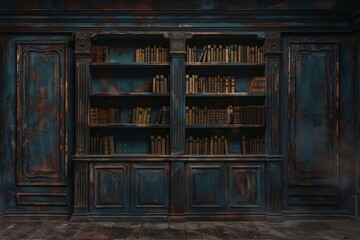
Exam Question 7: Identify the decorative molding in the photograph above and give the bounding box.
[170,63,186,154]
[16,42,67,185]
[165,32,192,53]
[173,170,184,211]
[74,163,87,209]
[265,59,280,155]
[94,165,128,208]
[74,32,91,53]
[74,33,91,155]
[16,193,67,206]
[288,42,339,187]
[0,10,352,33]
[267,171,281,213]
[264,32,281,54]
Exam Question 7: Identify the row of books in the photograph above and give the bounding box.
[249,76,266,93]
[152,75,169,93]
[132,106,170,124]
[186,106,232,125]
[233,106,266,125]
[150,135,170,154]
[186,44,264,63]
[186,135,228,155]
[241,136,265,154]
[135,46,169,63]
[90,135,116,155]
[90,44,263,64]
[91,45,109,63]
[132,107,152,124]
[185,74,236,94]
[89,107,121,125]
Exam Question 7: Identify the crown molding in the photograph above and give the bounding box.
[0,9,353,33]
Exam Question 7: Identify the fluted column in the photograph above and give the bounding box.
[264,32,281,155]
[166,32,192,154]
[264,32,283,221]
[74,32,91,155]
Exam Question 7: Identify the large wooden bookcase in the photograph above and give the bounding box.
[72,31,282,221]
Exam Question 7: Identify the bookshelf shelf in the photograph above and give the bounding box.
[89,92,170,97]
[185,124,264,128]
[186,93,265,97]
[90,124,170,128]
[185,62,265,67]
[90,62,170,68]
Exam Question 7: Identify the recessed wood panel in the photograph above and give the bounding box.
[16,42,67,185]
[288,42,339,186]
[228,165,262,209]
[132,164,169,212]
[187,164,224,210]
[16,193,67,206]
[94,165,129,209]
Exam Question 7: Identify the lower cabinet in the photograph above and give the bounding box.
[186,163,265,215]
[89,162,169,214]
[72,156,281,221]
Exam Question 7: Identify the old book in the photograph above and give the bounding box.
[155,107,162,124]
[161,136,166,154]
[241,136,247,155]
[165,135,170,154]
[102,136,109,155]
[150,135,155,154]
[89,107,98,125]
[157,135,162,154]
[108,136,115,155]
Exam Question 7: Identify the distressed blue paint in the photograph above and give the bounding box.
[0,0,358,220]
[289,42,339,187]
[1,35,72,213]
[17,42,67,185]
[228,165,264,211]
[91,164,130,212]
[188,164,225,211]
[132,163,169,212]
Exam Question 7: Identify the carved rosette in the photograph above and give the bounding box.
[264,32,281,54]
[165,32,192,54]
[74,33,91,53]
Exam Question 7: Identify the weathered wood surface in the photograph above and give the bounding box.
[0,219,360,239]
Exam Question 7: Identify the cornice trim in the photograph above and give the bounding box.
[0,9,353,33]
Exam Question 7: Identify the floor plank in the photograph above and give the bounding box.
[213,223,233,239]
[199,223,218,239]
[169,222,186,239]
[185,222,202,239]
[0,218,360,239]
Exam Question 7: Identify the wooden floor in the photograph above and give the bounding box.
[0,218,360,239]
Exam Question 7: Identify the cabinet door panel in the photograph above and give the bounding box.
[187,164,225,211]
[92,164,129,211]
[228,165,264,211]
[131,163,169,212]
